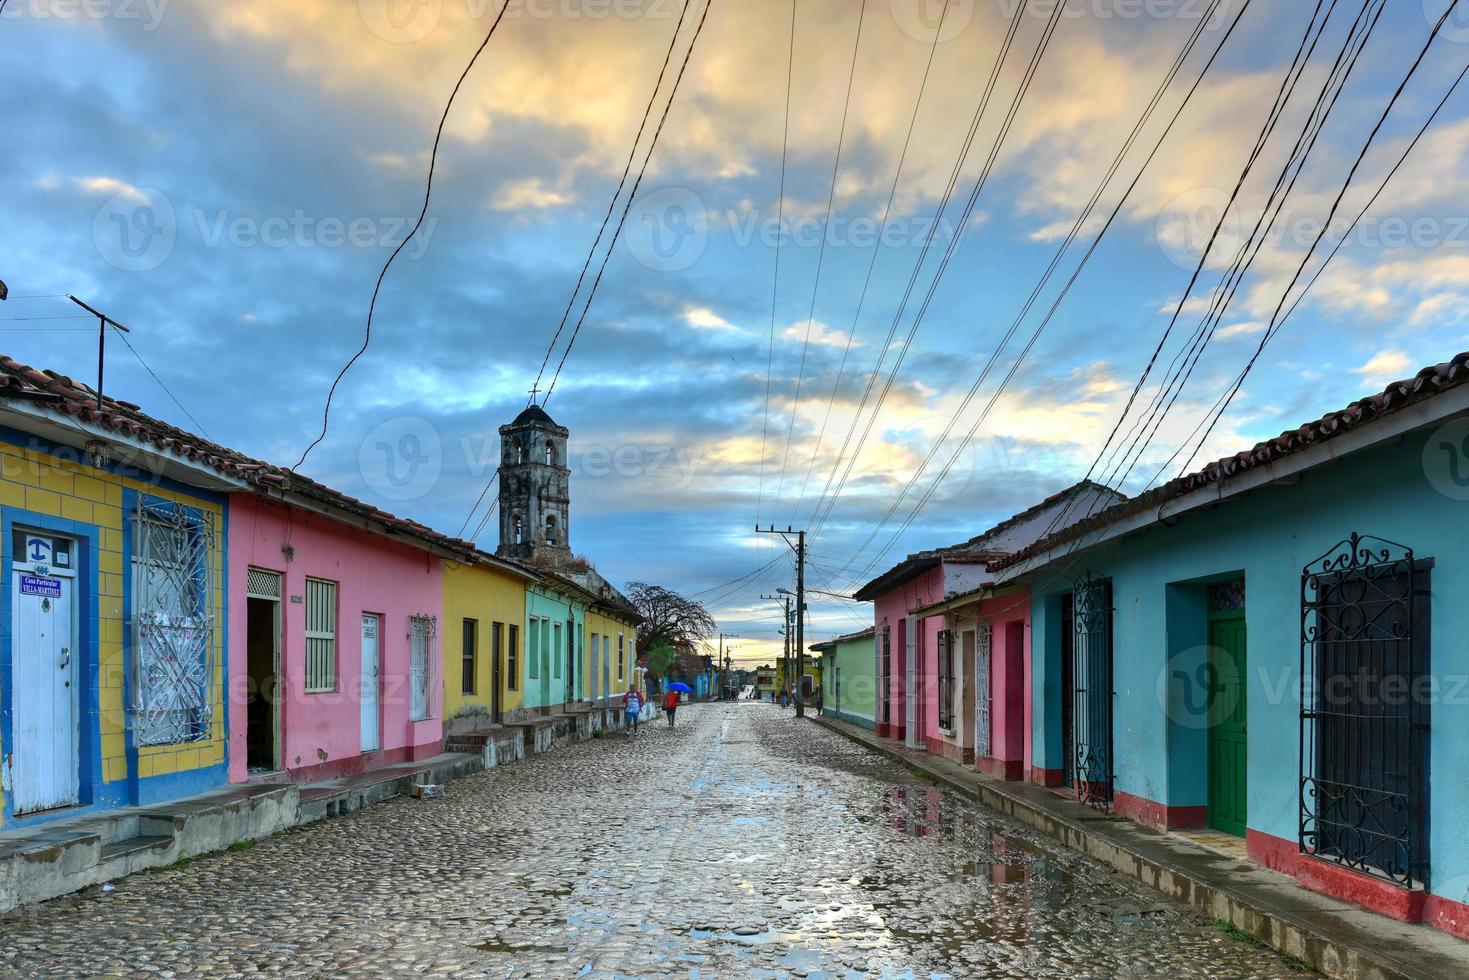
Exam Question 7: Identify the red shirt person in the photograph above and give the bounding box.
[663,689,681,727]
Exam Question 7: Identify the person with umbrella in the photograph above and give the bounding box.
[663,681,690,727]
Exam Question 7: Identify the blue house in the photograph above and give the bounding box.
[995,351,1469,937]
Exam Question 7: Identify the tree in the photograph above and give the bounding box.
[645,641,678,681]
[626,581,716,658]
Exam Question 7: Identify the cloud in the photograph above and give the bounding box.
[73,176,147,201]
[682,305,738,331]
[1215,321,1265,340]
[781,320,858,349]
[490,178,574,211]
[1353,350,1413,388]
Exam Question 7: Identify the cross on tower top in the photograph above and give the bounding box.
[527,383,541,406]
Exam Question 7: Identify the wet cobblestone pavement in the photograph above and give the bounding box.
[0,703,1311,978]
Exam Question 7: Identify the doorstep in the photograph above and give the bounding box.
[0,784,295,915]
[297,752,482,823]
[811,715,1469,980]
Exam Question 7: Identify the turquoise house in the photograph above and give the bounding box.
[521,575,585,715]
[996,351,1469,939]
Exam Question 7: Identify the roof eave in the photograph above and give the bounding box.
[995,381,1469,584]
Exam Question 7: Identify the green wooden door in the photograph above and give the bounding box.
[1207,614,1248,837]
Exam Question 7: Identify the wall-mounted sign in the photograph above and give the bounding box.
[291,595,304,604]
[20,575,62,598]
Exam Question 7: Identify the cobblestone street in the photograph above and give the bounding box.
[0,704,1309,978]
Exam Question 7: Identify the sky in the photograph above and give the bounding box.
[5,0,1469,666]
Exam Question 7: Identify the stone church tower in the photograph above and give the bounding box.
[497,404,571,565]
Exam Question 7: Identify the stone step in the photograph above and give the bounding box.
[98,835,172,863]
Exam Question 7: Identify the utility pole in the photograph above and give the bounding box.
[756,525,807,717]
[717,632,739,701]
[761,592,790,701]
[68,295,130,411]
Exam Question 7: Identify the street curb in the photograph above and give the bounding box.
[809,715,1469,980]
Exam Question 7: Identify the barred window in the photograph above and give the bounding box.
[553,622,563,679]
[528,617,541,679]
[507,624,520,690]
[618,633,625,681]
[130,499,216,745]
[410,614,436,721]
[304,578,338,693]
[937,629,955,731]
[461,618,477,695]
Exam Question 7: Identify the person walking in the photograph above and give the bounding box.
[623,684,643,737]
[663,688,680,727]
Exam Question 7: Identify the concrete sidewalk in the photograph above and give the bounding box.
[812,714,1469,980]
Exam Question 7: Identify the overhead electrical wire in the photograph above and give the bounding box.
[294,0,513,473]
[459,0,697,541]
[789,0,950,525]
[1167,0,1465,481]
[527,0,696,401]
[771,0,870,520]
[963,0,1466,619]
[755,0,799,540]
[828,0,1255,589]
[1013,0,1347,550]
[541,0,716,403]
[1098,0,1382,498]
[803,0,1040,541]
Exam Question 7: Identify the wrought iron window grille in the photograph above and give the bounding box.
[1300,532,1431,889]
[1073,572,1114,812]
[129,497,216,746]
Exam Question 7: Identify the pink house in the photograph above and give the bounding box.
[228,492,474,784]
[853,482,1124,773]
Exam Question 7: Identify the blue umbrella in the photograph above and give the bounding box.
[666,681,693,693]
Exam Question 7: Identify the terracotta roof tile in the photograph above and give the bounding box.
[0,354,477,559]
[993,351,1469,571]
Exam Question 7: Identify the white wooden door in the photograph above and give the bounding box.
[12,549,78,813]
[360,614,380,752]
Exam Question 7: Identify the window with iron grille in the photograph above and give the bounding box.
[618,633,625,680]
[303,578,338,693]
[937,629,955,731]
[508,623,519,690]
[1301,533,1431,888]
[553,622,563,679]
[410,614,436,721]
[461,618,478,695]
[129,498,216,745]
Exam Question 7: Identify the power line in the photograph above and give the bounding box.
[1100,0,1381,497]
[293,0,512,473]
[1012,0,1347,555]
[790,0,950,525]
[111,326,213,440]
[1168,0,1465,481]
[771,0,869,520]
[1040,0,1336,531]
[541,0,715,403]
[967,0,1467,622]
[805,0,1037,540]
[810,0,1071,569]
[755,0,798,539]
[459,1,697,541]
[826,0,1249,589]
[527,0,696,401]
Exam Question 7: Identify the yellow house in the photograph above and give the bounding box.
[442,553,537,723]
[0,358,233,831]
[584,602,640,704]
